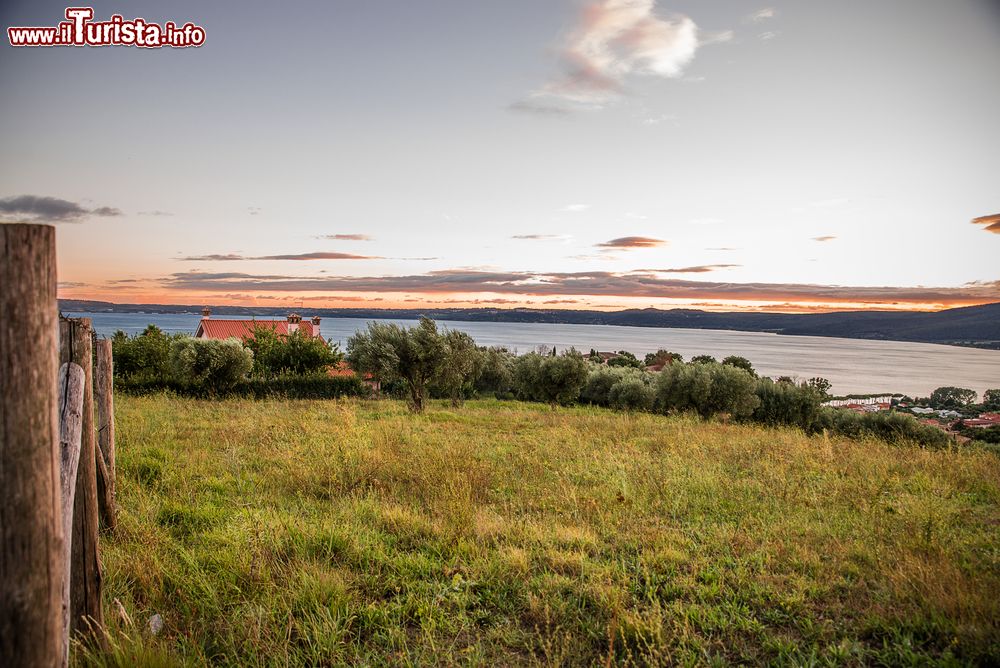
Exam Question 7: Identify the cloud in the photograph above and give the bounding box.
[706,246,739,251]
[759,31,778,40]
[561,204,590,212]
[972,213,1000,234]
[319,234,372,241]
[544,299,581,304]
[526,0,705,108]
[138,210,174,217]
[177,252,380,261]
[688,217,724,225]
[508,99,573,116]
[159,269,1000,307]
[749,8,776,22]
[597,236,666,248]
[247,207,261,216]
[812,236,837,242]
[512,234,572,241]
[0,195,122,222]
[635,264,741,273]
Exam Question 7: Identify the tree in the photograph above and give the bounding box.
[346,317,449,413]
[654,362,759,419]
[690,354,717,364]
[929,386,978,409]
[514,349,589,408]
[111,324,177,382]
[608,376,655,412]
[752,378,823,430]
[806,377,832,400]
[433,330,482,407]
[581,365,636,406]
[243,325,342,378]
[644,350,683,366]
[721,355,756,377]
[474,347,515,398]
[607,350,642,369]
[983,389,1000,410]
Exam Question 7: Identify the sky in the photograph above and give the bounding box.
[1,0,999,312]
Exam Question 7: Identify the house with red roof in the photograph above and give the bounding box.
[194,307,323,340]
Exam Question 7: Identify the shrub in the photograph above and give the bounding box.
[655,362,759,419]
[812,408,951,448]
[608,376,655,412]
[115,373,367,400]
[168,337,254,391]
[690,355,717,364]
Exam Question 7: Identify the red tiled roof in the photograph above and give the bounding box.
[328,360,376,382]
[195,319,314,340]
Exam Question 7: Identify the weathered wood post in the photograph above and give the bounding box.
[59,316,105,641]
[0,223,64,667]
[94,339,116,532]
[58,362,85,667]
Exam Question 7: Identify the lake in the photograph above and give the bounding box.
[65,311,1000,398]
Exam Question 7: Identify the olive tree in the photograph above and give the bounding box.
[513,349,589,408]
[346,317,448,413]
[433,329,483,407]
[655,361,759,419]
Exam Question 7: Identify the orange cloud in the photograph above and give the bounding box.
[597,236,666,248]
[972,213,1000,234]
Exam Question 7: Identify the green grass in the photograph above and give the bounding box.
[84,395,1000,666]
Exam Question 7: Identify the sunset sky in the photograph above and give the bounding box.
[1,0,998,312]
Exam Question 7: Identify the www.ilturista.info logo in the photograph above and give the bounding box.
[8,7,205,48]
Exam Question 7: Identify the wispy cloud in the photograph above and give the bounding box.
[138,210,174,217]
[0,194,122,222]
[177,252,380,261]
[319,234,373,241]
[561,204,590,212]
[516,0,715,110]
[512,234,573,241]
[749,8,776,22]
[972,213,1000,234]
[635,264,741,273]
[247,206,262,216]
[597,236,666,248]
[812,235,837,242]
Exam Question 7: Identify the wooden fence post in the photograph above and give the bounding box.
[0,223,64,667]
[94,340,116,532]
[59,316,105,642]
[58,362,85,667]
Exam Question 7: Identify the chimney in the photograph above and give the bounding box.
[201,306,211,319]
[287,313,301,335]
[311,316,321,338]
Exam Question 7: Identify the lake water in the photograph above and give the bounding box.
[65,311,1000,398]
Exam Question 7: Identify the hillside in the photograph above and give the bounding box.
[89,396,1000,665]
[59,299,1000,347]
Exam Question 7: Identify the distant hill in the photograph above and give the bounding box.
[58,299,1000,348]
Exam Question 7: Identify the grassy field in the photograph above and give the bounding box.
[85,396,1000,666]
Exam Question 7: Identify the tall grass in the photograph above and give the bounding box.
[86,395,1000,666]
